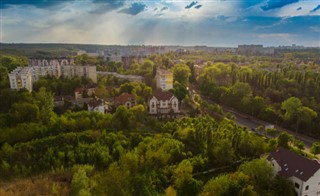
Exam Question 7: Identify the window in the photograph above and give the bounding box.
[305,186,309,190]
[295,183,300,189]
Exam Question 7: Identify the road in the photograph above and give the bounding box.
[217,102,317,148]
[189,85,318,148]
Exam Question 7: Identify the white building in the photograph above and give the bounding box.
[149,91,179,114]
[87,99,110,114]
[8,67,33,92]
[268,148,320,196]
[155,69,173,91]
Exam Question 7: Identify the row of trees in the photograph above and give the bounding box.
[197,62,320,137]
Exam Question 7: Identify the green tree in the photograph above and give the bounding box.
[71,165,95,196]
[238,158,274,191]
[35,87,55,125]
[277,132,293,149]
[172,63,191,86]
[311,142,320,156]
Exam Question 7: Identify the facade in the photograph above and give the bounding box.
[8,58,97,92]
[115,93,136,109]
[8,67,33,92]
[238,45,275,55]
[60,65,97,83]
[268,148,320,196]
[155,69,173,91]
[74,84,98,100]
[149,91,179,114]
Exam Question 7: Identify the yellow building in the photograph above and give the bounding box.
[156,69,173,91]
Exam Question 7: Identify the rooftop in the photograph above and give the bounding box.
[268,148,320,181]
[151,91,176,101]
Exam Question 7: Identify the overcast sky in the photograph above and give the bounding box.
[1,0,319,47]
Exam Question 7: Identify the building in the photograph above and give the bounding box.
[60,65,97,83]
[238,45,274,55]
[97,72,144,83]
[9,58,97,92]
[74,84,98,100]
[268,148,320,196]
[87,99,110,114]
[115,93,136,109]
[149,91,179,115]
[238,45,264,55]
[155,69,173,91]
[8,67,33,92]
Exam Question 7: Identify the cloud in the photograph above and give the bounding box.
[256,33,293,39]
[185,1,198,9]
[261,0,299,11]
[309,26,320,33]
[310,4,320,13]
[160,7,169,11]
[0,0,75,9]
[195,5,202,9]
[296,7,302,11]
[119,2,147,15]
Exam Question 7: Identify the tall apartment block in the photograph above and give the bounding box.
[8,58,97,92]
[155,69,173,91]
[8,67,33,92]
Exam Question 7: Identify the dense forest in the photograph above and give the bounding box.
[0,52,319,195]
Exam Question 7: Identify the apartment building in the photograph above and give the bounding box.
[155,69,173,91]
[9,58,97,92]
[8,67,33,92]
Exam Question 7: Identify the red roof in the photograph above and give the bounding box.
[115,93,135,105]
[268,148,320,181]
[88,99,103,109]
[74,87,85,93]
[151,91,176,101]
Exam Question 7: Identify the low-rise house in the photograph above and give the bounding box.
[268,148,320,196]
[74,84,98,100]
[53,95,73,107]
[115,93,136,109]
[149,91,179,115]
[87,99,110,114]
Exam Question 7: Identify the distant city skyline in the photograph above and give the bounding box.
[1,0,320,47]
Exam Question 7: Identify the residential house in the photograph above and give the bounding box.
[74,84,98,100]
[87,99,110,114]
[115,93,136,109]
[268,148,320,196]
[149,91,179,115]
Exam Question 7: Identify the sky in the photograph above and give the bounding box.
[0,0,319,47]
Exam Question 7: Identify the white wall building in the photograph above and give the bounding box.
[268,148,320,196]
[155,69,173,91]
[8,67,33,92]
[87,99,109,114]
[149,91,179,114]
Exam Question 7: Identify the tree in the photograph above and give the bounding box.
[281,97,317,133]
[173,160,193,189]
[9,102,40,124]
[71,165,95,196]
[200,172,254,196]
[311,142,320,156]
[238,158,274,191]
[112,105,133,130]
[277,132,293,149]
[172,63,191,86]
[35,87,55,125]
[281,97,302,121]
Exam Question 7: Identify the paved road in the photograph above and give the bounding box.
[220,103,317,148]
[189,85,318,148]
